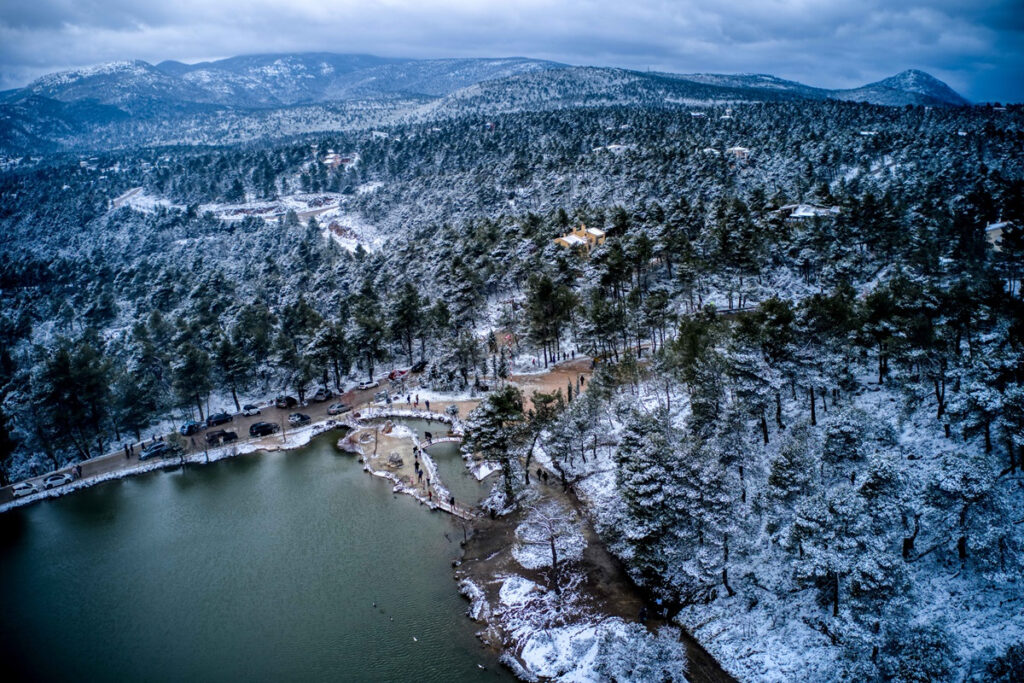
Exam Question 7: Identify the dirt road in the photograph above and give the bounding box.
[0,358,593,507]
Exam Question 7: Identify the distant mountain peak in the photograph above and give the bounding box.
[29,60,155,89]
[860,69,969,106]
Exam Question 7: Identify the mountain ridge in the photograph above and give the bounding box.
[11,54,969,110]
[0,54,974,153]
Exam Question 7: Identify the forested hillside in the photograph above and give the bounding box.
[1,92,1022,679]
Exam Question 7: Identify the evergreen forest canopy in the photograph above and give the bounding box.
[1,93,1023,680]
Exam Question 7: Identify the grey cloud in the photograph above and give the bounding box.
[0,0,1021,102]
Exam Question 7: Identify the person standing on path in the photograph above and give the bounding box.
[124,443,130,459]
[425,400,430,412]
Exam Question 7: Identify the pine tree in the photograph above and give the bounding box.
[462,385,525,508]
[615,407,678,587]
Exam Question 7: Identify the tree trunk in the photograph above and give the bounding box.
[878,342,885,384]
[550,535,560,594]
[833,572,840,617]
[958,503,969,562]
[809,386,817,426]
[230,384,241,412]
[902,514,920,560]
[760,411,769,445]
[776,392,785,430]
[723,534,735,596]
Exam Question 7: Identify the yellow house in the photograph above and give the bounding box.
[554,223,606,254]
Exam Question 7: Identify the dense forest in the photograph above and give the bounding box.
[1,96,1023,680]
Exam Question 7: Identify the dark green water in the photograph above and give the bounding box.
[0,434,508,682]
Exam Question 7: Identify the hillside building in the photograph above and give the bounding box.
[554,224,606,254]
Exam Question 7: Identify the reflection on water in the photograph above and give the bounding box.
[0,434,508,682]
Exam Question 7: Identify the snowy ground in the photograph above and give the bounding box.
[457,497,689,681]
[535,375,1024,682]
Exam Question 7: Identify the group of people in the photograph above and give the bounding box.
[405,394,430,412]
[411,451,457,511]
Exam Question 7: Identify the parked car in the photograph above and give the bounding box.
[275,395,299,409]
[358,380,380,390]
[43,472,74,489]
[327,402,351,415]
[288,413,311,427]
[311,387,333,402]
[12,481,38,498]
[410,360,428,373]
[205,429,233,445]
[249,421,280,437]
[206,412,233,427]
[179,420,202,436]
[242,404,261,416]
[139,441,174,460]
[202,430,225,446]
[373,390,388,404]
[387,369,409,381]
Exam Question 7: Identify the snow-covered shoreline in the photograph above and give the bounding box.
[0,421,341,515]
[338,408,477,519]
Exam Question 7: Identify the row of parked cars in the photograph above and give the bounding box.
[12,472,75,498]
[9,380,382,498]
[179,410,236,436]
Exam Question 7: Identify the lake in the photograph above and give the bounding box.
[0,433,508,682]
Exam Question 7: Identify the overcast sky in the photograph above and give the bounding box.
[1,0,1022,102]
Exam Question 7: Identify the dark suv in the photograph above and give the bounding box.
[179,420,202,436]
[249,421,280,437]
[288,413,311,427]
[275,395,299,409]
[140,441,177,460]
[206,429,238,445]
[206,412,233,427]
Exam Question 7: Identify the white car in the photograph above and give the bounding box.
[43,472,74,489]
[327,402,351,415]
[242,404,262,416]
[12,481,38,498]
[358,380,380,390]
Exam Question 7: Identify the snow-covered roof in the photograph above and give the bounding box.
[586,228,605,238]
[560,235,587,246]
[790,204,840,218]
